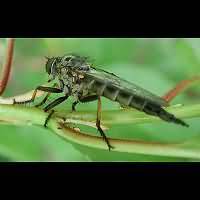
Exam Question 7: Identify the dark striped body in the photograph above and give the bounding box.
[84,77,188,127]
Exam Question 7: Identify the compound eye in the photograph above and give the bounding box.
[45,57,57,75]
[45,56,61,77]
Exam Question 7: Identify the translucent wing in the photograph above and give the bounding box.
[85,67,168,107]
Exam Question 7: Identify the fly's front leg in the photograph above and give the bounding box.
[13,85,62,105]
[35,83,59,108]
[96,96,114,151]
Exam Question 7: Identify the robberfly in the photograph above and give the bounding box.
[14,54,189,150]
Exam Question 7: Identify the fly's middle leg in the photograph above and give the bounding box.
[96,96,114,151]
[35,92,51,108]
[72,101,79,112]
[72,95,99,112]
[44,110,55,127]
[43,95,69,127]
[77,94,113,150]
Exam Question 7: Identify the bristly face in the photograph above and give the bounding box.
[45,56,62,75]
[45,54,91,79]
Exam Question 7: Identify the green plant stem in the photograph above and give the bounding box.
[1,104,200,159]
[57,104,200,126]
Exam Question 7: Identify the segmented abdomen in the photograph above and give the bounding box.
[87,78,188,127]
[89,79,148,110]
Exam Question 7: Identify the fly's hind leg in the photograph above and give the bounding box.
[73,95,113,150]
[96,96,114,151]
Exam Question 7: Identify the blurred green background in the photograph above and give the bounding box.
[0,38,200,161]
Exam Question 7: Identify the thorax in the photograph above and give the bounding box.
[57,68,90,100]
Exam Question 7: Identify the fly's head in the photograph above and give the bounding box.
[45,56,62,81]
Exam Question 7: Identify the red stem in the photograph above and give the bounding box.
[162,76,200,103]
[0,38,15,95]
